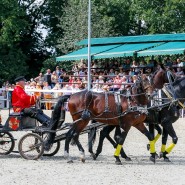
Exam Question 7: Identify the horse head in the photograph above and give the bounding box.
[149,68,169,89]
[130,75,149,106]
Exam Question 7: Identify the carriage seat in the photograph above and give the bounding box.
[3,111,36,131]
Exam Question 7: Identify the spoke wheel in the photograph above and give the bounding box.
[43,141,60,157]
[0,132,15,155]
[18,133,44,160]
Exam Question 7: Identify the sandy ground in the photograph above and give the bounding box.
[0,109,185,185]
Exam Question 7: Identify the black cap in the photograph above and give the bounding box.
[15,76,27,83]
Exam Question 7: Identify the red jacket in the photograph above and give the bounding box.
[12,85,36,112]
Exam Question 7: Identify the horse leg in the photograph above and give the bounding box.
[94,125,115,160]
[64,119,89,163]
[114,126,131,161]
[114,129,129,165]
[134,123,156,163]
[72,134,86,163]
[88,120,97,158]
[147,123,155,151]
[159,127,169,161]
[147,124,162,155]
[161,123,178,162]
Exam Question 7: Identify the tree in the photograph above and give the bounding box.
[56,0,132,55]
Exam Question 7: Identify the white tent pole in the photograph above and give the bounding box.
[87,0,91,91]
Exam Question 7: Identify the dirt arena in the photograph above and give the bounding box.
[1,110,185,185]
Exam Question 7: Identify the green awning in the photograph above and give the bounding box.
[93,42,163,59]
[137,42,185,56]
[56,42,163,61]
[77,33,185,46]
[56,45,121,61]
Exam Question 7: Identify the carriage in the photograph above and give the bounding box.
[0,105,105,160]
[0,69,184,164]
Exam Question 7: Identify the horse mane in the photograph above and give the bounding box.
[172,76,185,86]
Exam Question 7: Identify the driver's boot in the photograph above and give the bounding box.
[35,113,51,127]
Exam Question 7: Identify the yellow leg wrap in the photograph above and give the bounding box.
[161,144,166,153]
[165,143,176,154]
[114,144,122,156]
[154,134,161,143]
[150,140,155,153]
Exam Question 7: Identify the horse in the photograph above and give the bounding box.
[146,68,185,161]
[87,74,155,161]
[47,75,156,164]
[89,68,185,162]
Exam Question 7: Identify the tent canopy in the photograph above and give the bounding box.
[56,33,185,61]
[137,42,185,56]
[77,33,185,46]
[56,42,163,61]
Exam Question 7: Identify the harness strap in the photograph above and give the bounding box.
[104,92,110,112]
[162,86,185,109]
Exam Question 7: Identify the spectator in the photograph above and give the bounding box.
[51,71,58,88]
[72,63,79,76]
[44,69,52,86]
[53,82,62,98]
[34,72,44,87]
[34,83,42,100]
[55,66,61,78]
[176,67,184,77]
[43,81,52,110]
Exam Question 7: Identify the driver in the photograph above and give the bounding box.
[12,76,51,127]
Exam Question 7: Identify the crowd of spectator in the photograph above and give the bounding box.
[0,57,185,110]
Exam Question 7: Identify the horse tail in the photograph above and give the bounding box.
[88,120,97,147]
[50,95,69,130]
[88,127,97,146]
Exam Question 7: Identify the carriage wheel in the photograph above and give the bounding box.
[0,132,15,155]
[43,141,61,157]
[18,133,44,160]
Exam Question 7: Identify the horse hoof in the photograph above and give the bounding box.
[125,157,132,161]
[81,158,85,163]
[164,157,171,162]
[115,161,122,165]
[91,153,97,160]
[147,144,150,151]
[150,156,156,163]
[67,160,73,163]
[159,152,163,158]
[155,153,159,159]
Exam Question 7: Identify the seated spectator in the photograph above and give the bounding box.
[176,67,184,77]
[53,82,62,98]
[122,59,131,71]
[34,83,42,100]
[120,76,129,90]
[43,81,52,110]
[92,84,103,92]
[128,68,135,76]
[108,69,115,80]
[110,75,122,92]
[97,76,105,89]
[62,84,72,98]
[72,63,79,76]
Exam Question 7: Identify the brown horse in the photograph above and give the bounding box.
[48,76,158,165]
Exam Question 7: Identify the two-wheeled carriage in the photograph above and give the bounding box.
[0,107,105,160]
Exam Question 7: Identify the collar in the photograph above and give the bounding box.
[16,84,24,89]
[162,86,185,109]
